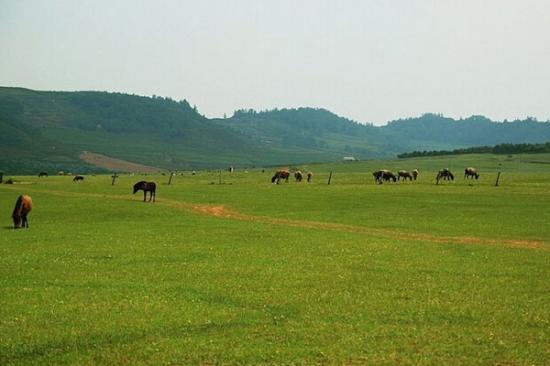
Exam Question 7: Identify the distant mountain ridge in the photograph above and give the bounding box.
[1,87,549,173]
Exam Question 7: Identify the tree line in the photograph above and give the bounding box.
[397,142,550,158]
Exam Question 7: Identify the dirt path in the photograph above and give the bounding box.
[3,186,548,251]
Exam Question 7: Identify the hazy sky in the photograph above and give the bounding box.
[1,0,549,125]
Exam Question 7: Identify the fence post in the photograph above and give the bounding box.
[327,171,333,185]
[495,171,501,187]
[167,172,174,185]
[111,173,118,185]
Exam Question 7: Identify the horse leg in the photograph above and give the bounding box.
[23,215,28,228]
[143,191,146,202]
[153,191,156,202]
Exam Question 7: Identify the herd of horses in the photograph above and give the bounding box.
[271,170,313,184]
[10,167,480,229]
[372,167,480,184]
[372,169,419,183]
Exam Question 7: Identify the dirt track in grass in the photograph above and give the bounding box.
[4,186,548,251]
[189,203,547,250]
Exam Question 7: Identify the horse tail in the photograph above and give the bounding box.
[12,195,23,218]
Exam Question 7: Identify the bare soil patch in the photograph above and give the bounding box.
[80,151,161,173]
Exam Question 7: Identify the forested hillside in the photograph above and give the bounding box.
[1,87,549,173]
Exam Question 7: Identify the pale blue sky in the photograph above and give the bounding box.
[1,0,549,124]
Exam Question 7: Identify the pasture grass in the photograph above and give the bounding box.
[1,154,549,365]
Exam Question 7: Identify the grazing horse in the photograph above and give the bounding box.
[12,195,32,229]
[271,170,290,184]
[412,169,419,180]
[307,172,313,182]
[73,175,84,182]
[373,170,397,184]
[464,167,479,180]
[373,170,384,184]
[294,171,303,182]
[436,168,454,183]
[38,171,48,178]
[397,170,414,181]
[133,181,156,202]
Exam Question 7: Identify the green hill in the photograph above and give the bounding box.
[1,87,549,174]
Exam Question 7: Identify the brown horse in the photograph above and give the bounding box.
[73,175,84,182]
[436,168,454,183]
[294,171,303,182]
[12,195,32,229]
[271,170,290,184]
[397,170,414,181]
[307,172,313,182]
[133,181,156,202]
[464,167,479,180]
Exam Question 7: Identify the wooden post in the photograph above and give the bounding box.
[219,170,222,185]
[327,171,333,185]
[168,172,174,185]
[495,171,501,187]
[111,173,118,185]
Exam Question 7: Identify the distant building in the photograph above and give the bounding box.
[342,156,357,161]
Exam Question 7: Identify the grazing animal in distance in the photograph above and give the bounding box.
[373,170,397,184]
[382,170,397,182]
[12,195,32,229]
[73,175,84,182]
[464,167,479,180]
[271,170,290,184]
[436,168,454,183]
[412,169,419,180]
[133,181,156,202]
[307,172,313,182]
[397,170,414,181]
[294,171,303,182]
[38,171,48,178]
[372,170,384,184]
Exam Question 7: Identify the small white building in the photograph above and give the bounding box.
[342,156,357,162]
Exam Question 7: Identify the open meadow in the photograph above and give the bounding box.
[1,154,549,365]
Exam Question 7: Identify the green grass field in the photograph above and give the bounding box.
[1,154,549,365]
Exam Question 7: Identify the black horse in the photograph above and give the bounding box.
[73,175,84,182]
[38,171,48,178]
[133,181,156,202]
[373,170,397,184]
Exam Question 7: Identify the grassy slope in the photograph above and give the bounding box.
[3,88,550,174]
[0,154,548,365]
